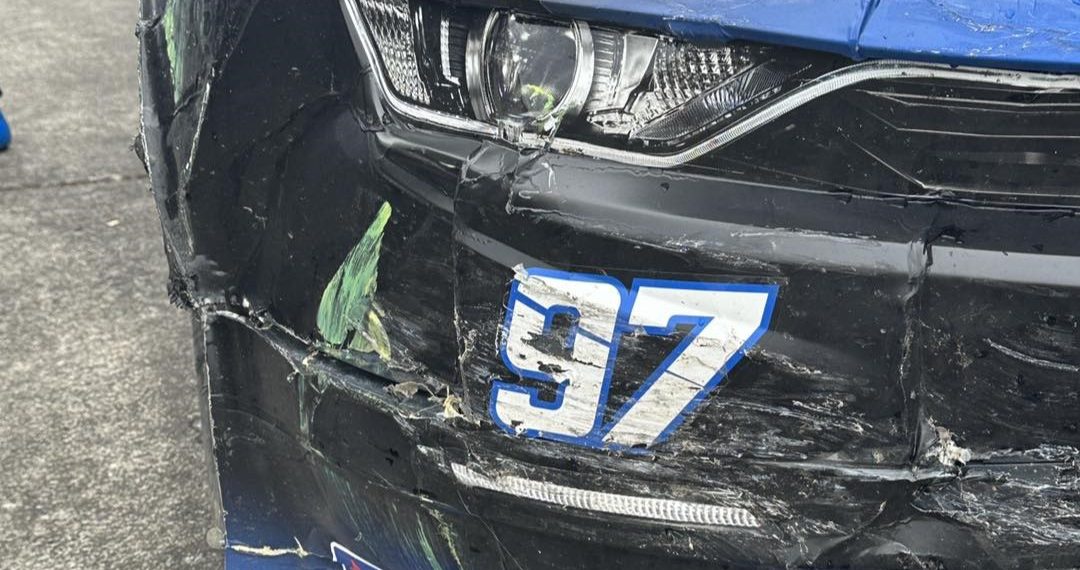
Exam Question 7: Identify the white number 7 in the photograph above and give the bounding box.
[490,268,778,450]
[601,281,776,447]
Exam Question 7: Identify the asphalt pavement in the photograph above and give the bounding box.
[0,0,220,567]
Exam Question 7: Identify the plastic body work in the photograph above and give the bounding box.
[137,0,1080,568]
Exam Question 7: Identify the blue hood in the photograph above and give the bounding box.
[538,0,1080,73]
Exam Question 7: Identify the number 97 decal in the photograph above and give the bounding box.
[490,267,778,450]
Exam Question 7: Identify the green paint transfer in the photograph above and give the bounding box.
[162,0,182,104]
[317,201,393,360]
[415,515,447,570]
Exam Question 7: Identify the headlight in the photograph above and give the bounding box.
[343,0,834,152]
[468,13,593,130]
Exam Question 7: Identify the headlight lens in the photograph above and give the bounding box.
[469,14,593,129]
[349,0,834,150]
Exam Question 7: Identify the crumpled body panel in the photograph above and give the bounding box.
[138,0,1080,567]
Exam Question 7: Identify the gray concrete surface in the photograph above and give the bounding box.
[0,0,220,567]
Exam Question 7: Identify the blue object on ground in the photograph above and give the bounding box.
[0,107,10,151]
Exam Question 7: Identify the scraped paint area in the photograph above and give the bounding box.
[317,201,393,362]
[162,0,178,94]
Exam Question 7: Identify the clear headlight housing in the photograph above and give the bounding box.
[345,0,837,152]
[469,13,594,129]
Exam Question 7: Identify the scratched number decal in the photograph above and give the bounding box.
[489,268,778,449]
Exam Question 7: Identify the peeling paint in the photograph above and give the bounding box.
[229,538,311,558]
[926,419,973,468]
[986,338,1080,373]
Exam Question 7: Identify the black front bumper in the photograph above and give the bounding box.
[139,0,1080,567]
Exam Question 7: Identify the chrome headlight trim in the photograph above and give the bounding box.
[556,20,595,124]
[464,11,499,122]
[339,0,1080,169]
[340,0,500,137]
[541,61,1080,168]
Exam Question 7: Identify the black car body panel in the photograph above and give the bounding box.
[138,0,1080,567]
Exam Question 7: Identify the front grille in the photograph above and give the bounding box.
[712,73,1080,207]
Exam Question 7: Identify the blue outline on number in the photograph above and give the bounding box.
[598,279,780,449]
[488,268,779,451]
[488,268,628,447]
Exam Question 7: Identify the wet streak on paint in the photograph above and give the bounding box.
[317,201,393,361]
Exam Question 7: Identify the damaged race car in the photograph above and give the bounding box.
[137,0,1080,568]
